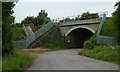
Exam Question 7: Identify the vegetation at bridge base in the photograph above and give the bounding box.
[2,49,37,71]
[43,41,68,50]
[79,45,120,64]
[79,1,120,65]
[83,32,97,49]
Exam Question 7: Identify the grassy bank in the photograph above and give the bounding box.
[81,16,120,64]
[43,41,68,50]
[2,50,37,70]
[12,28,25,40]
[100,18,118,37]
[79,46,120,64]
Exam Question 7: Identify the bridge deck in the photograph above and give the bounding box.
[59,18,100,27]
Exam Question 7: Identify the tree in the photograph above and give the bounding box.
[64,17,73,22]
[2,2,15,55]
[21,16,34,26]
[21,10,50,26]
[11,23,22,28]
[59,17,74,22]
[36,10,50,25]
[80,12,99,20]
[113,1,120,44]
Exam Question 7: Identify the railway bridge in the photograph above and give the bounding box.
[56,18,100,48]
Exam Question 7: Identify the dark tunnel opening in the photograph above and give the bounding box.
[66,28,93,48]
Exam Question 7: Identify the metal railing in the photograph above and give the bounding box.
[52,11,108,23]
[59,18,100,26]
[13,21,54,49]
[96,13,115,45]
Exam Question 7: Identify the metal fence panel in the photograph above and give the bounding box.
[97,36,115,45]
[13,21,54,49]
[96,13,116,45]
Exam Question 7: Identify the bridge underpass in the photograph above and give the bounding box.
[58,18,100,48]
[66,28,93,48]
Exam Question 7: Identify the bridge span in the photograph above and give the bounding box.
[56,18,100,48]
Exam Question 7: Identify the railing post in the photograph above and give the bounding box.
[96,13,106,44]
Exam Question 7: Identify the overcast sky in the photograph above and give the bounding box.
[13,1,118,23]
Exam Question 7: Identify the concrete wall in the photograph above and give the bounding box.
[44,27,64,43]
[32,27,64,48]
[59,23,99,36]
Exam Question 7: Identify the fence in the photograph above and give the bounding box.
[96,13,115,45]
[59,18,100,26]
[13,21,54,49]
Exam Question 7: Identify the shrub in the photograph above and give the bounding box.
[100,18,118,37]
[84,32,96,49]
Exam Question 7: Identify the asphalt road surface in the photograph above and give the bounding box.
[26,49,119,70]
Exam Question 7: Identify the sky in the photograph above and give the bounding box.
[13,0,118,23]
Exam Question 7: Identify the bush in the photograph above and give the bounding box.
[100,18,118,37]
[84,32,96,49]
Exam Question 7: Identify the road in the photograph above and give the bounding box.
[26,49,119,70]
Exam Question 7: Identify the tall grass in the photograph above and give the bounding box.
[79,46,120,64]
[2,50,37,70]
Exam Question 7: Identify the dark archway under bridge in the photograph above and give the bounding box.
[65,28,93,48]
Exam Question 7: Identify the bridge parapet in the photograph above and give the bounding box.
[58,18,100,27]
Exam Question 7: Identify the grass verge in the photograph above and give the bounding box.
[78,45,120,64]
[2,50,37,70]
[43,41,68,50]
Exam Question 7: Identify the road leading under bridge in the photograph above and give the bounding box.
[26,49,119,70]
